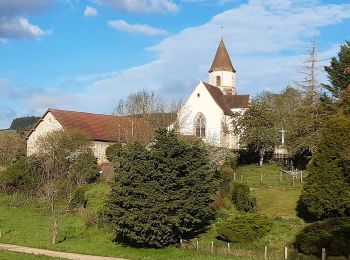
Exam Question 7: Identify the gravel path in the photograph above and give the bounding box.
[0,243,128,260]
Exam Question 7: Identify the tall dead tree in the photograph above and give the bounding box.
[295,40,320,105]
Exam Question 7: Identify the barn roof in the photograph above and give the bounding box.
[26,108,152,142]
[202,82,249,115]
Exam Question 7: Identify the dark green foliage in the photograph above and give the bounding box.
[104,129,217,248]
[228,156,237,170]
[68,187,87,209]
[231,182,256,212]
[105,143,122,164]
[298,113,350,221]
[9,116,40,130]
[322,41,350,97]
[216,213,273,242]
[0,156,42,193]
[69,150,100,185]
[295,217,350,257]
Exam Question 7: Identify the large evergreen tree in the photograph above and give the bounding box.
[322,41,350,97]
[298,98,350,221]
[104,129,216,248]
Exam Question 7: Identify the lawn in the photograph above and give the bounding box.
[0,163,309,260]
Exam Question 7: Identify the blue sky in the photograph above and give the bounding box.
[1,0,350,128]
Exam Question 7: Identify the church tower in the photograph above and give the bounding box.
[209,39,237,95]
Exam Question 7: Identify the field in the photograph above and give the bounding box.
[0,164,310,259]
[0,250,58,260]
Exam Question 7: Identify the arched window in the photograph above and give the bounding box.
[216,75,221,86]
[195,113,206,138]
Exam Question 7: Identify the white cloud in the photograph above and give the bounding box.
[84,6,98,17]
[108,19,168,36]
[0,0,53,17]
[0,17,46,40]
[93,0,178,14]
[68,0,350,115]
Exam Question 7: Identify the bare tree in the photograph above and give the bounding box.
[0,131,26,166]
[37,130,92,244]
[114,89,183,136]
[294,40,321,105]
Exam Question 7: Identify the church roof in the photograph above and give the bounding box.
[202,82,249,115]
[209,39,236,73]
[27,108,152,143]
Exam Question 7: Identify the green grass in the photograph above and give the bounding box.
[0,250,59,260]
[236,164,303,217]
[0,189,238,260]
[0,163,308,260]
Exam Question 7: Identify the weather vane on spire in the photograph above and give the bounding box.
[220,25,224,40]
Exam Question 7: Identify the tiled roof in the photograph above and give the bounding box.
[209,39,236,73]
[202,82,249,115]
[27,108,152,142]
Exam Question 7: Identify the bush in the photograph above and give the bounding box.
[295,217,350,257]
[231,182,256,212]
[216,213,273,242]
[105,143,122,164]
[0,156,42,193]
[69,150,100,185]
[228,156,238,171]
[68,187,87,209]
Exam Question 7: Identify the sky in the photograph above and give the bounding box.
[1,0,350,129]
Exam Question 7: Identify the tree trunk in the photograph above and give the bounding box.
[259,148,265,167]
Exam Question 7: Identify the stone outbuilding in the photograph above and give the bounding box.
[26,108,151,164]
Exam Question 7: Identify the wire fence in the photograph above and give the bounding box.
[180,240,317,259]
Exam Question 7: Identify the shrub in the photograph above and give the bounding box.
[0,156,42,193]
[231,182,256,212]
[216,213,273,242]
[295,217,350,257]
[68,187,87,209]
[105,143,122,164]
[228,156,237,171]
[69,150,100,186]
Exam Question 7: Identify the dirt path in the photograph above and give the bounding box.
[0,243,128,260]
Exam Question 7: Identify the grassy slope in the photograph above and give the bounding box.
[0,185,237,260]
[0,164,307,259]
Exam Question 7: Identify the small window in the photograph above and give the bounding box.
[197,93,200,97]
[216,76,221,86]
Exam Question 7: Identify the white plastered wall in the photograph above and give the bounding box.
[92,141,114,164]
[209,71,236,94]
[178,81,224,146]
[27,112,63,156]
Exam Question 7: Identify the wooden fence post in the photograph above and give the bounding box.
[211,241,214,254]
[180,238,183,246]
[234,172,236,181]
[260,172,263,184]
[280,172,283,184]
[292,176,295,188]
[240,174,243,181]
[322,248,326,260]
[227,242,230,253]
[284,246,288,259]
[264,246,267,259]
[300,171,303,183]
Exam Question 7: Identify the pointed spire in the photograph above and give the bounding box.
[209,39,236,73]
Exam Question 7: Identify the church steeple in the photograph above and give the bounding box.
[209,39,236,73]
[209,39,237,95]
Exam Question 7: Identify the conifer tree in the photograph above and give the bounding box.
[298,90,350,221]
[104,129,216,248]
[322,41,350,97]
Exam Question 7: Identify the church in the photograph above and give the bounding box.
[177,39,250,149]
[26,39,249,164]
